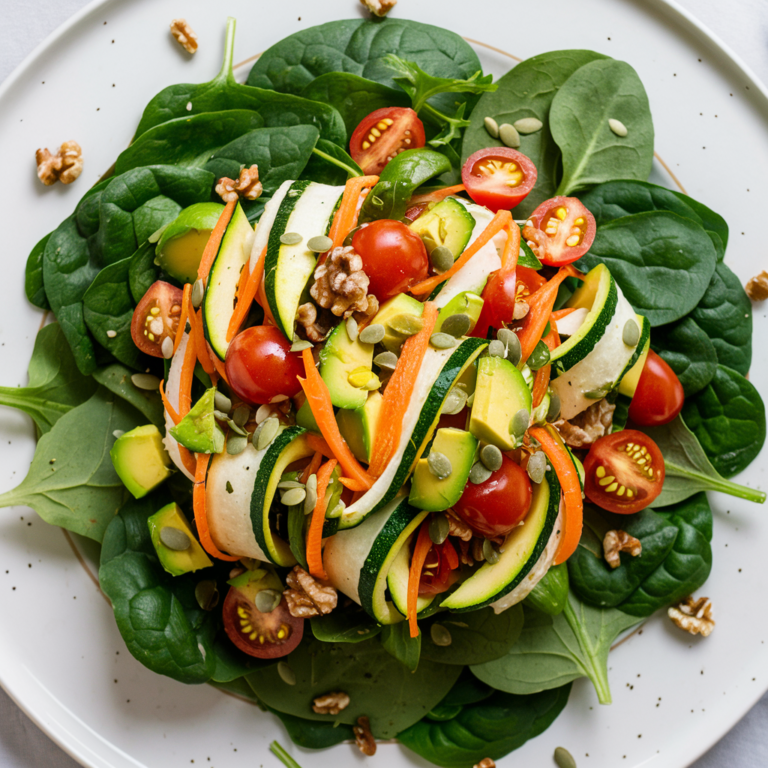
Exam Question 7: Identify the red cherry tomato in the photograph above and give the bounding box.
[351,219,429,301]
[583,430,666,515]
[225,325,305,406]
[222,584,304,659]
[453,455,533,538]
[628,350,685,427]
[130,281,184,358]
[461,148,538,212]
[522,196,596,266]
[349,107,426,175]
[419,538,461,596]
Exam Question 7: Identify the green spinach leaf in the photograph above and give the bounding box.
[381,621,421,671]
[524,563,569,616]
[301,140,363,186]
[210,633,270,683]
[25,233,51,310]
[310,609,381,644]
[92,363,164,429]
[265,707,355,749]
[128,242,159,304]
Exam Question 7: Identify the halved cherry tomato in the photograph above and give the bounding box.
[522,196,596,266]
[351,219,429,301]
[349,107,426,175]
[225,325,305,405]
[628,350,685,427]
[461,148,537,212]
[130,280,184,358]
[583,430,666,515]
[453,455,533,538]
[419,537,460,596]
[472,267,518,338]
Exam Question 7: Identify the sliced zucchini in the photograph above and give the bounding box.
[617,315,651,397]
[248,180,291,272]
[387,536,436,617]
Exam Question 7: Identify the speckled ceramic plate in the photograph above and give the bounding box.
[0,1,766,766]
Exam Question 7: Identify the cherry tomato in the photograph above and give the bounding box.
[351,219,429,301]
[628,350,685,427]
[453,455,533,538]
[130,281,184,358]
[461,148,538,212]
[583,430,666,515]
[522,196,596,266]
[419,537,460,596]
[349,107,426,175]
[222,583,304,659]
[225,325,305,405]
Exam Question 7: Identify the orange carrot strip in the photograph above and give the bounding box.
[326,175,380,252]
[306,459,338,580]
[368,302,438,478]
[178,445,198,478]
[551,307,577,322]
[298,348,375,489]
[409,183,466,206]
[410,210,512,296]
[197,199,236,284]
[173,284,192,355]
[178,330,198,418]
[193,453,239,562]
[531,318,560,409]
[339,477,368,492]
[500,219,521,272]
[306,433,333,458]
[159,380,181,426]
[528,425,583,565]
[226,246,267,341]
[300,451,324,485]
[407,523,433,638]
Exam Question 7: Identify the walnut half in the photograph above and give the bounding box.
[603,529,642,569]
[474,760,496,768]
[170,18,198,54]
[353,715,377,756]
[215,166,263,203]
[310,246,377,319]
[668,595,715,637]
[359,0,397,17]
[312,691,350,715]
[283,566,337,618]
[746,271,768,302]
[35,140,83,186]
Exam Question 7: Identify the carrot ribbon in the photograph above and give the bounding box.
[306,459,338,580]
[407,523,433,638]
[197,199,236,285]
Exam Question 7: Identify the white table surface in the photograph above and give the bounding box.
[2,0,768,766]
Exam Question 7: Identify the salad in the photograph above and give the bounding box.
[2,9,766,768]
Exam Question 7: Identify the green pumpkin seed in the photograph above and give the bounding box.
[277,661,296,686]
[304,474,318,515]
[470,461,493,485]
[480,444,503,472]
[428,451,452,480]
[255,417,280,450]
[374,351,399,370]
[195,580,220,611]
[441,313,471,338]
[327,501,346,519]
[497,328,522,366]
[622,319,640,346]
[430,332,457,350]
[510,408,530,439]
[488,339,506,358]
[430,623,453,646]
[499,122,521,148]
[233,405,250,427]
[483,539,500,564]
[546,391,561,422]
[608,118,628,137]
[527,451,547,484]
[159,526,191,551]
[514,117,544,134]
[441,387,468,415]
[290,339,313,352]
[227,419,248,437]
[389,314,424,337]
[214,391,232,413]
[359,323,385,344]
[161,336,174,359]
[554,746,578,768]
[307,235,333,253]
[429,515,450,546]
[227,435,248,455]
[255,588,282,614]
[280,232,303,246]
[483,116,500,138]
[430,245,454,274]
[191,278,205,308]
[527,340,551,370]
[214,409,230,423]
[281,487,307,507]
[346,316,359,342]
[130,373,161,391]
[278,480,304,490]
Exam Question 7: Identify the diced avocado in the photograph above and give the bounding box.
[469,356,532,451]
[409,197,475,258]
[170,387,225,454]
[618,336,651,397]
[296,398,320,432]
[319,322,375,409]
[155,202,225,283]
[148,502,213,576]
[409,428,478,511]
[110,425,172,499]
[435,291,484,335]
[337,391,383,463]
[371,293,425,353]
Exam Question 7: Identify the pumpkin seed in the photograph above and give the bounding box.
[191,278,205,308]
[554,746,578,768]
[281,487,307,507]
[483,539,500,564]
[255,588,282,614]
[233,405,250,427]
[227,435,248,455]
[214,409,230,422]
[585,387,611,400]
[608,118,628,137]
[374,351,399,370]
[430,245,454,274]
[430,623,453,646]
[510,408,530,439]
[195,580,220,611]
[441,387,468,415]
[159,526,191,551]
[430,332,457,349]
[527,451,547,484]
[389,314,424,337]
[161,336,174,359]
[277,661,296,685]
[427,451,452,480]
[278,480,304,489]
[480,444,503,472]
[280,231,303,246]
[429,515,450,546]
[304,474,318,515]
[488,339,506,358]
[546,391,561,422]
[470,461,493,485]
[214,391,232,413]
[499,122,521,148]
[359,323,385,344]
[255,404,275,423]
[441,313,471,338]
[483,116,500,138]
[346,316,359,342]
[227,419,248,437]
[112,430,124,439]
[527,340,551,370]
[255,417,280,450]
[497,328,522,366]
[514,117,544,134]
[327,500,346,519]
[130,373,161,391]
[290,339,313,352]
[307,235,333,253]
[622,318,640,346]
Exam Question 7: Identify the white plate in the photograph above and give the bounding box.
[0,1,766,767]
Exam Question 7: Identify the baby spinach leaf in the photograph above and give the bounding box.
[92,363,164,429]
[551,59,654,195]
[681,365,766,478]
[310,609,381,644]
[264,706,355,749]
[25,233,51,310]
[577,211,717,326]
[128,242,159,304]
[210,633,270,683]
[471,595,639,705]
[301,140,363,186]
[0,387,143,541]
[245,635,461,738]
[381,621,422,671]
[210,677,263,704]
[642,415,766,506]
[524,563,569,616]
[462,50,608,217]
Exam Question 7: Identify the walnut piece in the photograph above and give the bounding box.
[35,141,83,186]
[215,165,263,203]
[474,759,496,768]
[554,397,616,448]
[170,18,198,53]
[603,529,642,569]
[284,566,337,618]
[310,246,376,319]
[447,512,473,542]
[312,691,350,715]
[359,0,397,17]
[746,271,768,302]
[353,715,377,756]
[668,595,715,637]
[297,302,333,343]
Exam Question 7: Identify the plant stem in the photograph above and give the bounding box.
[563,597,612,705]
[218,17,237,84]
[310,147,362,179]
[667,464,767,505]
[269,741,303,768]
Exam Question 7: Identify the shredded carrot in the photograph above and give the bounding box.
[410,210,512,296]
[368,302,438,478]
[193,453,239,562]
[300,451,324,485]
[500,220,521,272]
[173,284,192,355]
[531,318,560,409]
[306,433,333,458]
[306,459,338,580]
[178,331,198,418]
[159,379,181,426]
[256,273,277,326]
[407,523,433,638]
[178,445,198,478]
[326,175,380,253]
[551,307,577,322]
[197,199,236,285]
[226,246,267,341]
[339,477,368,492]
[528,425,583,565]
[408,183,466,205]
[298,348,375,489]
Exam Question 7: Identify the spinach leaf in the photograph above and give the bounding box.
[0,387,143,541]
[128,242,159,304]
[551,59,654,195]
[245,635,462,738]
[0,323,97,435]
[210,633,270,683]
[470,595,638,704]
[681,365,766,478]
[99,493,219,684]
[310,609,382,644]
[381,621,421,671]
[264,706,355,749]
[399,682,572,768]
[524,563,569,615]
[462,50,607,217]
[92,363,164,429]
[210,677,263,704]
[25,233,51,310]
[577,211,717,326]
[651,317,718,397]
[610,392,632,432]
[642,415,766,506]
[301,140,363,186]
[134,18,345,145]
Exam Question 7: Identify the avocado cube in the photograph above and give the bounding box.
[435,291,484,336]
[408,197,475,258]
[371,293,425,353]
[319,322,374,410]
[336,391,383,463]
[148,502,213,576]
[110,424,172,499]
[170,387,225,454]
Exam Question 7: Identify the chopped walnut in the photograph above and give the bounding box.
[35,141,83,186]
[283,566,337,618]
[447,512,473,542]
[297,302,333,343]
[215,165,263,203]
[474,760,496,768]
[458,538,473,566]
[554,397,616,448]
[668,595,715,637]
[312,691,350,715]
[603,529,642,569]
[170,18,198,53]
[310,246,376,318]
[353,716,377,756]
[746,271,768,302]
[359,0,397,17]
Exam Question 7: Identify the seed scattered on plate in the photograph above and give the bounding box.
[389,313,423,337]
[430,332,458,349]
[554,746,578,768]
[514,117,543,134]
[497,328,522,365]
[304,474,318,515]
[290,339,313,352]
[483,539,500,564]
[609,118,628,137]
[359,323,385,345]
[346,316,359,342]
[484,116,500,138]
[546,391,561,422]
[499,123,521,148]
[430,623,453,646]
[488,339,506,358]
[131,373,161,391]
[510,408,530,439]
[307,235,333,253]
[280,232,303,246]
[195,580,220,611]
[374,351,399,370]
[233,405,250,427]
[255,417,280,450]
[441,386,468,415]
[214,391,232,413]
[227,435,248,455]
[278,661,296,686]
[160,526,191,551]
[106,329,117,339]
